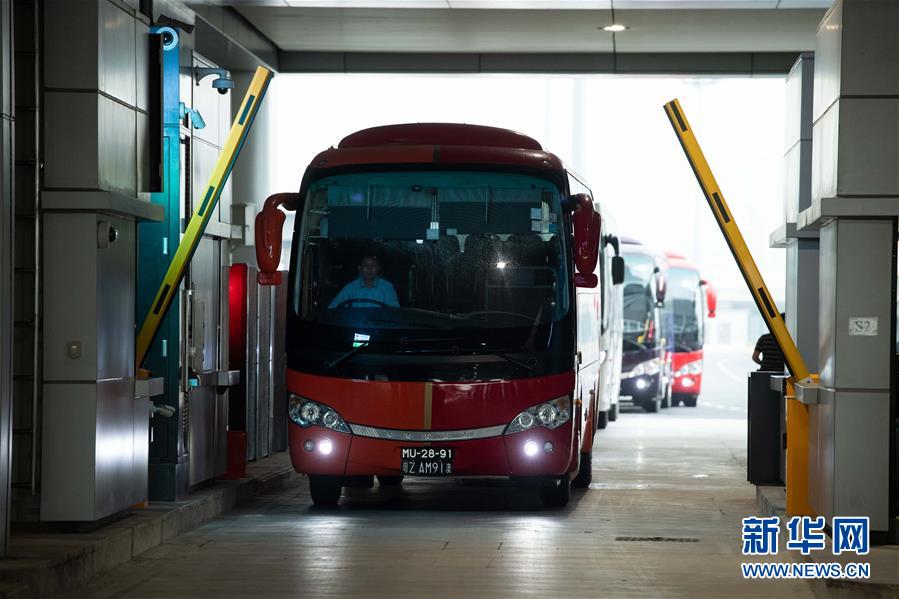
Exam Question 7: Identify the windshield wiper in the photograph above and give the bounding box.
[457,345,537,373]
[390,336,467,354]
[455,310,536,323]
[325,341,395,370]
[482,349,536,372]
[325,337,538,373]
[365,317,441,329]
[399,337,537,372]
[324,336,464,370]
[324,341,379,370]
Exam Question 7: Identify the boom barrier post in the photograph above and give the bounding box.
[663,98,816,516]
[136,65,274,369]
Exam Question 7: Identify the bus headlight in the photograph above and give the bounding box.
[675,360,702,377]
[625,358,660,378]
[505,396,571,434]
[289,394,350,433]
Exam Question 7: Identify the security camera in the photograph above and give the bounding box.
[194,67,234,95]
[213,77,235,95]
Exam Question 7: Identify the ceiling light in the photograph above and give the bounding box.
[602,24,627,32]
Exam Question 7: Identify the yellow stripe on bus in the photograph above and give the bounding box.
[136,66,274,369]
[662,98,810,382]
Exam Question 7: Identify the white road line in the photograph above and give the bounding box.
[715,356,746,385]
[702,401,747,414]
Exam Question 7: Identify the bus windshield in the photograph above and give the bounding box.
[621,252,657,349]
[288,171,573,380]
[667,266,704,352]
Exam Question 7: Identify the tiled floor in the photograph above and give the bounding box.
[60,349,816,598]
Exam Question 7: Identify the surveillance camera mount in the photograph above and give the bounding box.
[194,67,235,94]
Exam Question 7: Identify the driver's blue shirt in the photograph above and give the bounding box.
[328,277,399,308]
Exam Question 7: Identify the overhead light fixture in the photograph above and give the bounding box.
[602,24,627,32]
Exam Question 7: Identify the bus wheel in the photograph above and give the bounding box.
[683,395,698,408]
[572,452,592,488]
[643,397,660,413]
[596,410,609,430]
[540,476,571,508]
[378,475,404,486]
[309,475,342,507]
[609,403,619,422]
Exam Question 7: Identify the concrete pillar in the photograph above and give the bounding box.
[39,0,158,521]
[0,0,13,557]
[801,0,899,542]
[11,0,40,523]
[812,219,894,536]
[775,53,819,372]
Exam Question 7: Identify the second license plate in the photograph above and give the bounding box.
[401,447,455,476]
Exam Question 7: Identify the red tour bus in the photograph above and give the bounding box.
[255,123,624,507]
[664,252,716,407]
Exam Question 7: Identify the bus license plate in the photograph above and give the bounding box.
[401,447,455,476]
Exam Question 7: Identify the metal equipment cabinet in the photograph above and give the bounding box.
[40,210,155,521]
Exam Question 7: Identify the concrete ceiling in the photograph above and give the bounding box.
[208,1,831,8]
[199,0,830,54]
[228,6,826,53]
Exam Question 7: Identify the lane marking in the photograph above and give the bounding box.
[716,356,746,385]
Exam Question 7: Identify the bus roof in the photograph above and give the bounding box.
[665,251,700,272]
[621,238,670,269]
[300,123,566,194]
[339,123,543,151]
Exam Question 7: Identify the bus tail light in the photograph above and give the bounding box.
[505,396,571,434]
[289,394,350,434]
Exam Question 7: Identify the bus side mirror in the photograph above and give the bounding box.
[255,192,301,286]
[701,279,717,317]
[609,235,620,257]
[570,193,600,288]
[655,269,667,305]
[611,256,625,285]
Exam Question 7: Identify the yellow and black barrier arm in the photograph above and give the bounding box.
[136,66,274,369]
[663,98,817,516]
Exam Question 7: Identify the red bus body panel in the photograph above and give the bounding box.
[287,370,577,477]
[671,349,703,395]
[665,252,706,397]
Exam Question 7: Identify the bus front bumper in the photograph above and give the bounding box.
[672,373,702,395]
[619,373,660,402]
[288,423,574,478]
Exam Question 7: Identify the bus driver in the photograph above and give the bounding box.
[328,254,400,309]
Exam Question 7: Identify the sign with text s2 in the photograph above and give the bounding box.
[848,317,878,336]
